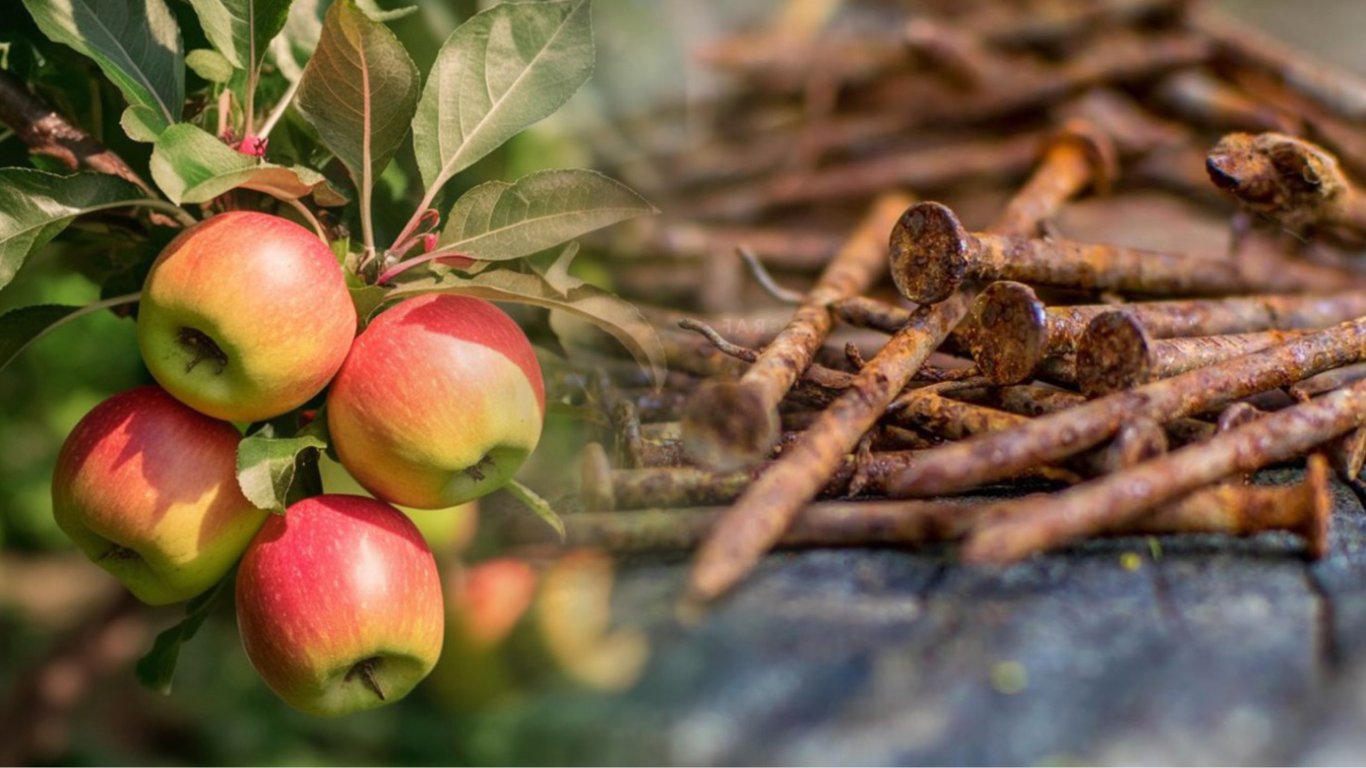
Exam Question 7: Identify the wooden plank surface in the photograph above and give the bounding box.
[482,468,1366,764]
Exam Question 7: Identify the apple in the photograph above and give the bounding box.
[326,294,545,509]
[429,559,538,710]
[235,494,444,716]
[51,386,266,605]
[137,211,356,422]
[316,455,479,557]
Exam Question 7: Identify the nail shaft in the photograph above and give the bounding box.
[686,126,1114,604]
[1075,311,1305,396]
[892,202,1366,305]
[891,316,1366,498]
[531,457,1328,558]
[961,385,1358,564]
[682,194,911,471]
[970,281,1366,384]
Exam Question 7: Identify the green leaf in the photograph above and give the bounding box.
[236,426,328,513]
[348,282,388,323]
[504,478,564,541]
[388,263,665,386]
[0,169,146,294]
[413,0,594,198]
[0,296,141,372]
[186,48,235,82]
[188,0,292,71]
[22,0,184,141]
[149,123,342,205]
[355,0,417,22]
[295,0,419,199]
[268,0,323,82]
[438,169,656,261]
[135,574,231,694]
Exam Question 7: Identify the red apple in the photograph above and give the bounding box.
[137,211,356,422]
[51,386,266,605]
[326,294,545,509]
[235,494,444,716]
[429,558,538,710]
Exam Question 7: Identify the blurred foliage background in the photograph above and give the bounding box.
[5,0,1366,764]
[0,0,689,763]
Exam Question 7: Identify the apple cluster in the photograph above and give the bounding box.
[51,211,546,716]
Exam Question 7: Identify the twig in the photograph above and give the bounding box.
[0,70,156,197]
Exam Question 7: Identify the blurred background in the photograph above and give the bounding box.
[5,0,1366,764]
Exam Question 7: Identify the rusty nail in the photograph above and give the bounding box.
[960,381,1366,565]
[1074,311,1305,396]
[892,317,1366,498]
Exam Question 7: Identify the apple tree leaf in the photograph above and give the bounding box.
[413,0,593,199]
[0,170,147,294]
[237,426,328,513]
[150,123,344,205]
[186,48,236,83]
[188,0,292,71]
[21,0,184,141]
[438,169,656,261]
[295,0,419,200]
[268,0,323,81]
[135,574,232,694]
[504,478,564,540]
[386,263,665,387]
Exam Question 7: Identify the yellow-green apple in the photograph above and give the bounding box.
[137,211,356,422]
[51,386,266,605]
[235,494,444,716]
[326,294,545,509]
[316,455,479,557]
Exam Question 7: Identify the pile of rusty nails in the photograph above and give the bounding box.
[503,0,1366,609]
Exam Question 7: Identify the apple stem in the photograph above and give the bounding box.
[465,455,493,481]
[97,545,138,562]
[374,248,474,285]
[177,328,228,375]
[345,658,386,701]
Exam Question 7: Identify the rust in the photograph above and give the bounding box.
[903,18,1000,89]
[960,381,1366,564]
[859,30,1210,130]
[831,295,914,334]
[1191,7,1366,123]
[891,316,1366,498]
[681,194,911,471]
[891,201,1366,306]
[963,0,1191,49]
[522,456,1329,557]
[1205,132,1366,236]
[1291,362,1366,401]
[1155,69,1299,133]
[686,123,1116,605]
[687,291,973,604]
[694,133,1041,221]
[969,281,1366,384]
[1074,311,1306,396]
